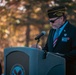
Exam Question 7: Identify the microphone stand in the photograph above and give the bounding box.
[36,38,47,59]
[36,38,40,48]
[43,50,47,59]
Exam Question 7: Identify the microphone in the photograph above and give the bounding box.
[35,31,46,40]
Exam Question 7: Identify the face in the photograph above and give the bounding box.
[49,16,65,29]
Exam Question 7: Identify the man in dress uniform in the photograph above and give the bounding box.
[43,6,76,75]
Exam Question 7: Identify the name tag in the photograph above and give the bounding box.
[62,37,70,42]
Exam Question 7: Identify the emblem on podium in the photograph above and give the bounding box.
[10,64,25,75]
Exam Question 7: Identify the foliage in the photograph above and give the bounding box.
[0,0,76,50]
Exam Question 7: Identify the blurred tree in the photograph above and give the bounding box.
[0,0,76,49]
[0,0,76,50]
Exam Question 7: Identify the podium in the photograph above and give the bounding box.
[4,47,65,75]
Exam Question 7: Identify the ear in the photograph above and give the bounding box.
[60,16,64,22]
[60,16,64,20]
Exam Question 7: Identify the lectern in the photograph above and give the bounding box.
[4,47,65,75]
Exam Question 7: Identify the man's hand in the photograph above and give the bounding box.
[55,52,64,57]
[30,44,42,50]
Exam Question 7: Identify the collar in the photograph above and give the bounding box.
[56,21,68,35]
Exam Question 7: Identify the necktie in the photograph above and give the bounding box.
[53,29,60,47]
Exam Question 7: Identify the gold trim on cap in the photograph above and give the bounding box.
[53,10,65,16]
[48,8,66,13]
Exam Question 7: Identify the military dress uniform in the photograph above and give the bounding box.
[43,6,76,75]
